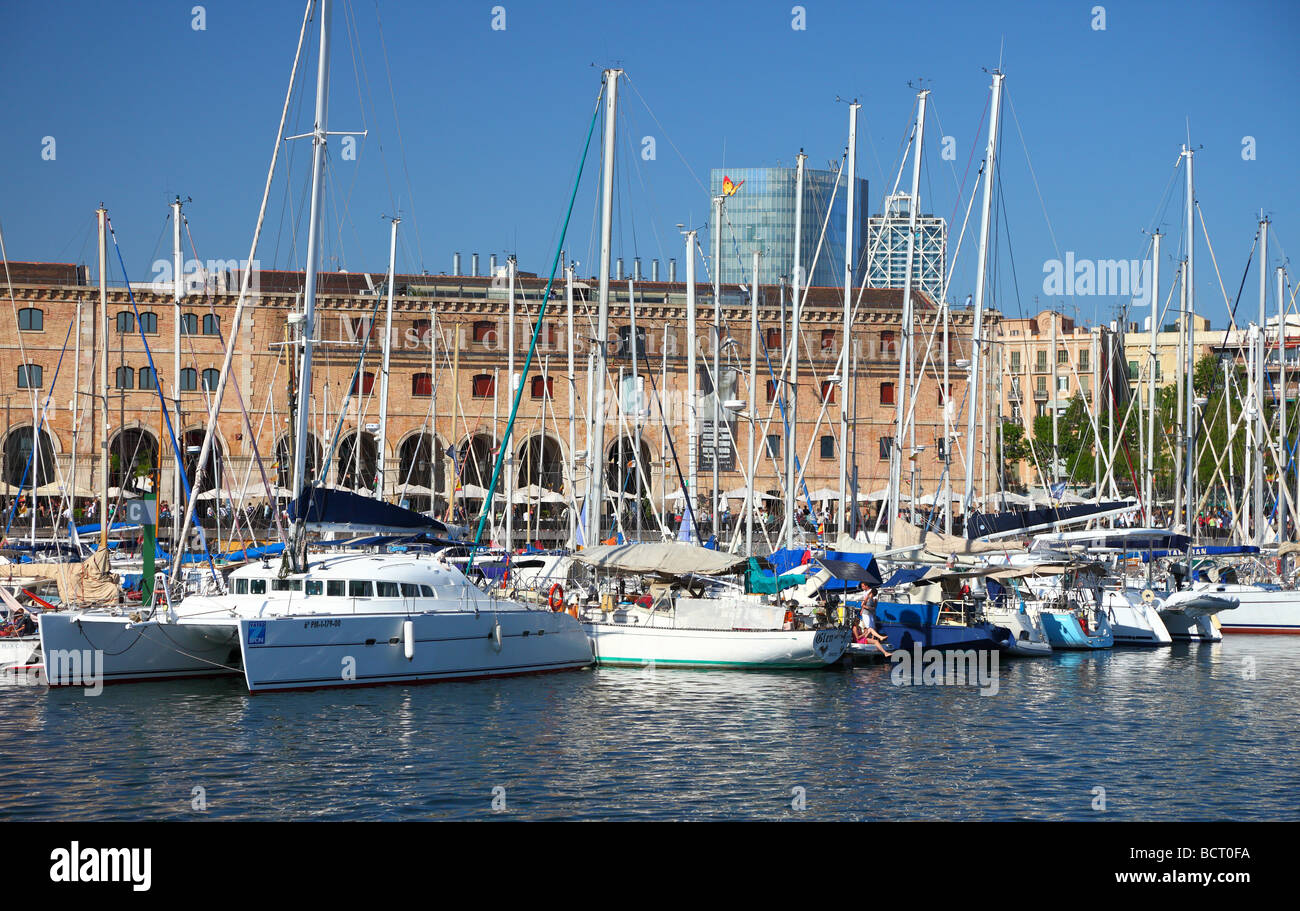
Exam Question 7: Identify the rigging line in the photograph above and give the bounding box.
[622,74,708,196]
[181,216,290,546]
[467,81,603,568]
[1,320,72,539]
[106,216,220,581]
[1005,90,1062,265]
[373,0,426,270]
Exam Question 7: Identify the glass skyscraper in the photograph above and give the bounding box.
[708,167,868,288]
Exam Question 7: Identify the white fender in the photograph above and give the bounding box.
[403,620,415,660]
[491,620,503,652]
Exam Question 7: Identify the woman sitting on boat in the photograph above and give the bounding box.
[1,607,37,638]
[853,599,891,655]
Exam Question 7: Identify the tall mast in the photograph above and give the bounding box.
[566,262,576,548]
[584,68,620,547]
[1182,145,1197,536]
[889,89,928,544]
[376,216,399,500]
[712,194,723,531]
[1255,215,1269,543]
[171,196,184,546]
[746,249,760,554]
[839,101,860,532]
[942,299,952,534]
[1051,311,1059,486]
[1280,265,1289,542]
[784,152,806,549]
[1145,232,1161,524]
[506,254,516,550]
[686,229,698,539]
[961,71,1004,529]
[289,0,332,569]
[1174,261,1186,526]
[97,205,109,553]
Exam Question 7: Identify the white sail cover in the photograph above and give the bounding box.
[571,542,746,576]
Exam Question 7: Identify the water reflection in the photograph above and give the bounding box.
[1,639,1297,820]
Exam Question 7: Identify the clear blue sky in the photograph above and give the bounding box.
[2,0,1297,331]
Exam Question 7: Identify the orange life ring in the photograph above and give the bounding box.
[548,583,565,612]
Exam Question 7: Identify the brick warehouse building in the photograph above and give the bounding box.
[1,261,1000,545]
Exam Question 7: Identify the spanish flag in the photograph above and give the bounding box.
[722,175,744,197]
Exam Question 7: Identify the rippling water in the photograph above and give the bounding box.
[1,638,1296,820]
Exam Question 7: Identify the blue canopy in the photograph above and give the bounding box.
[767,547,814,576]
[818,551,883,591]
[884,567,932,588]
[1137,544,1260,562]
[290,487,457,536]
[73,521,139,536]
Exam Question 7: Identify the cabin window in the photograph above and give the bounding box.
[306,580,323,596]
[233,578,248,594]
[401,583,421,597]
[272,578,302,592]
[327,580,346,597]
[250,579,266,594]
[376,581,401,598]
[348,580,373,597]
[420,585,435,597]
[18,308,43,331]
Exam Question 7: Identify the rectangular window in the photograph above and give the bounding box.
[326,580,346,597]
[1036,351,1048,371]
[820,329,836,353]
[305,580,323,596]
[1057,376,1069,391]
[376,581,400,598]
[879,436,892,461]
[17,365,42,388]
[271,578,302,592]
[233,578,248,594]
[880,331,896,356]
[250,579,266,594]
[765,327,781,349]
[1078,350,1089,370]
[472,374,495,398]
[819,435,834,459]
[348,580,373,597]
[1057,349,1069,364]
[401,583,422,597]
[881,382,895,406]
[420,584,435,597]
[765,434,781,460]
[1010,351,1021,371]
[412,373,433,397]
[819,380,836,404]
[1036,376,1047,392]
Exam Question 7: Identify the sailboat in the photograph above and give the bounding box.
[40,0,593,690]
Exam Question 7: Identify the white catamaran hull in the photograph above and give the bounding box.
[238,610,592,692]
[38,612,242,684]
[582,623,850,669]
[0,636,42,677]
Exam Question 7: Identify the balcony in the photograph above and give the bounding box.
[1033,388,1049,402]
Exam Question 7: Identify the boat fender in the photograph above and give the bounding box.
[548,583,565,612]
[491,620,503,652]
[403,619,415,661]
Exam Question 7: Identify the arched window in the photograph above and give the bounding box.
[116,311,135,333]
[17,308,43,331]
[16,364,42,388]
[202,368,220,391]
[530,376,552,399]
[412,373,433,397]
[138,311,158,334]
[180,367,197,391]
[471,374,495,398]
[180,313,198,335]
[350,372,375,395]
[115,366,135,389]
[139,367,157,390]
[202,314,220,336]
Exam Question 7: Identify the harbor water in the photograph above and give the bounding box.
[1,637,1296,821]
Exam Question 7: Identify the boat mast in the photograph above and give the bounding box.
[685,229,698,541]
[171,196,184,547]
[1255,214,1269,544]
[961,71,1004,532]
[839,101,860,534]
[566,261,576,548]
[746,249,760,554]
[506,254,516,550]
[784,152,806,550]
[942,298,952,534]
[289,0,332,570]
[97,205,109,554]
[1280,265,1289,542]
[889,90,928,544]
[376,216,398,500]
[1146,232,1160,524]
[584,68,620,547]
[712,193,723,533]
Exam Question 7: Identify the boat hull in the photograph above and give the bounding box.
[38,611,242,685]
[874,601,1012,653]
[238,609,592,692]
[583,623,849,669]
[1193,584,1300,634]
[1040,611,1113,649]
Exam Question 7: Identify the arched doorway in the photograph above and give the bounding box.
[108,428,158,492]
[2,426,56,489]
[275,433,321,490]
[182,429,223,495]
[517,435,564,491]
[337,431,378,491]
[605,436,653,534]
[396,432,446,512]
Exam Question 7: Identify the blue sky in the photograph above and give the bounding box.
[1,0,1297,331]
